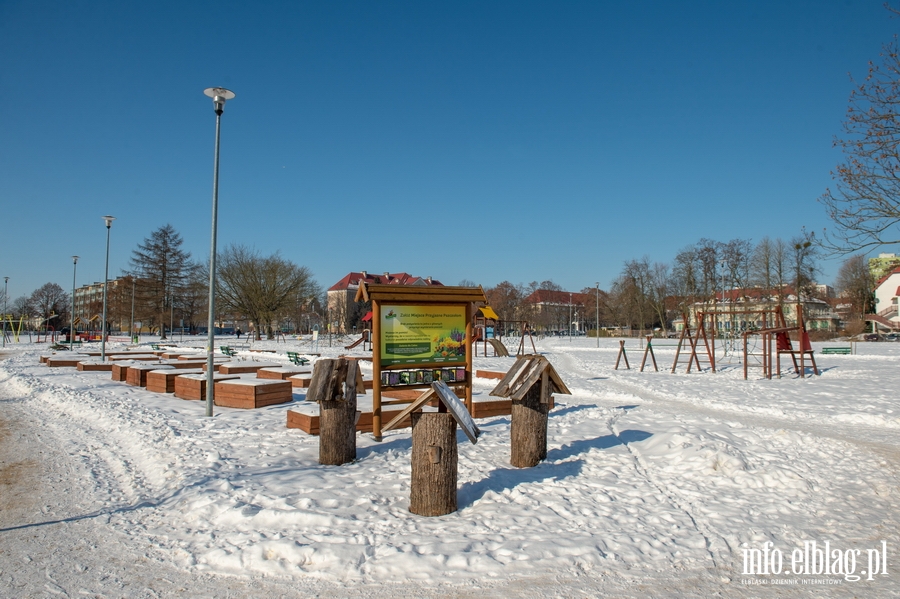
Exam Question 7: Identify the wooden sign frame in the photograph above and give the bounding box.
[356,283,487,440]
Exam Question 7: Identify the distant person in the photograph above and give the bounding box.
[236,328,242,339]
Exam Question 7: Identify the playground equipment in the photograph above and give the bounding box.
[740,304,818,379]
[344,329,371,351]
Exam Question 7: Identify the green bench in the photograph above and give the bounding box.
[821,347,852,355]
[220,346,238,357]
[287,351,310,366]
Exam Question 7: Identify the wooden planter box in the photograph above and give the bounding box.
[77,361,113,372]
[147,368,203,393]
[287,408,411,435]
[126,364,174,387]
[289,374,314,388]
[475,369,506,380]
[108,354,158,362]
[174,373,243,400]
[214,379,293,409]
[111,362,133,381]
[46,355,91,367]
[216,362,282,375]
[257,366,312,380]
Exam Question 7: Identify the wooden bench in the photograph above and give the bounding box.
[213,379,293,409]
[286,351,310,366]
[821,347,852,355]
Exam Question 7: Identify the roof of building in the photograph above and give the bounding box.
[524,289,591,305]
[875,266,900,288]
[328,271,443,292]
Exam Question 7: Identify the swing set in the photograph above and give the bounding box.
[614,304,818,379]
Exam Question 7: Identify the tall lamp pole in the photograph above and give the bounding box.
[2,277,8,348]
[595,282,600,348]
[71,256,79,350]
[203,86,235,418]
[568,292,573,342]
[130,277,135,343]
[101,216,115,361]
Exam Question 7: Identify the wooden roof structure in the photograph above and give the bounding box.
[490,355,570,402]
[355,283,487,304]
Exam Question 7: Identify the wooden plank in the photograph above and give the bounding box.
[474,369,506,380]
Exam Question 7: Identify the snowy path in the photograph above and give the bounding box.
[1,339,898,597]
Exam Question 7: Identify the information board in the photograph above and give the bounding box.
[380,304,467,366]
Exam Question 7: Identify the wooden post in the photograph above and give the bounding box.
[614,340,630,370]
[409,411,458,516]
[312,358,360,466]
[510,379,549,468]
[372,300,383,441]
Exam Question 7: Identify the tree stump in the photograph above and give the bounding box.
[314,358,361,466]
[510,382,548,468]
[409,412,458,516]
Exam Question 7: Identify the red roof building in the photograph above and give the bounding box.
[327,271,443,333]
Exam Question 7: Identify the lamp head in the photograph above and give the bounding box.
[204,87,235,115]
[73,255,79,264]
[102,215,116,228]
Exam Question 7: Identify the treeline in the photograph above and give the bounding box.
[484,232,874,334]
[3,224,323,341]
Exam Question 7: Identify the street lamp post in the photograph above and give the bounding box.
[568,292,573,341]
[101,216,115,361]
[130,277,135,343]
[2,277,8,348]
[595,282,600,348]
[71,256,79,350]
[203,86,235,418]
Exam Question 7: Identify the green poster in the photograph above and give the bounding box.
[380,304,467,366]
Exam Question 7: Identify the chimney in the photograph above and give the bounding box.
[360,271,367,278]
[426,276,432,284]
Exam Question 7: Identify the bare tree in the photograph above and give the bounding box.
[835,254,874,319]
[29,283,68,330]
[217,245,317,340]
[790,230,819,300]
[820,29,900,252]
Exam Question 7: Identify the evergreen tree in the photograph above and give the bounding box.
[129,224,191,339]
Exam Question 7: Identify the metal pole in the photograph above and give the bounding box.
[205,109,222,417]
[130,278,135,342]
[170,295,174,340]
[568,292,572,341]
[3,277,8,348]
[101,217,114,361]
[71,256,79,350]
[595,282,600,348]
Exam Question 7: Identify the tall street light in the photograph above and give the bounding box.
[203,86,235,418]
[568,292,573,342]
[2,276,8,348]
[595,282,600,348]
[101,216,115,361]
[71,256,79,351]
[130,277,135,343]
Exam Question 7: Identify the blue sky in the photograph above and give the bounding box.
[1,0,896,301]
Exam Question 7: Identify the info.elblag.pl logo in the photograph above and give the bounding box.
[741,541,889,583]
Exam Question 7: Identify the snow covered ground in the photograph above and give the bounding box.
[0,336,898,598]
